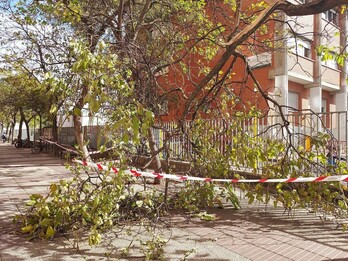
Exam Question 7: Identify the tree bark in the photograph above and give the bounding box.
[49,114,60,156]
[24,120,30,143]
[10,114,16,143]
[277,0,348,17]
[73,84,90,160]
[147,128,162,184]
[73,113,90,160]
[18,119,23,145]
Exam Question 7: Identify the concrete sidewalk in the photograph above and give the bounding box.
[1,143,348,260]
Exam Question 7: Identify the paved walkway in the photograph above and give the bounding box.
[1,143,348,260]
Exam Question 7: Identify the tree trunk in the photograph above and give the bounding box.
[72,83,90,161]
[5,122,10,136]
[73,113,90,160]
[39,114,42,136]
[10,114,16,143]
[24,120,30,142]
[52,114,58,141]
[18,108,26,142]
[50,114,60,156]
[19,107,30,146]
[147,128,161,184]
[18,119,23,145]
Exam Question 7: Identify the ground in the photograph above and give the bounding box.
[1,143,348,260]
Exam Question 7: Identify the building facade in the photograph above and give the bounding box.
[268,2,347,141]
[154,1,348,160]
[271,6,346,113]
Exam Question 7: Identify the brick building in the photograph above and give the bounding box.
[158,1,347,137]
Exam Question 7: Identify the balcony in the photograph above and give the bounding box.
[321,66,340,91]
[287,53,314,84]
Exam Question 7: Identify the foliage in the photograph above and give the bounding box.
[239,181,348,221]
[13,166,168,245]
[0,70,51,139]
[0,0,73,140]
[141,234,167,261]
[185,109,337,180]
[170,181,240,212]
[192,211,219,221]
[13,164,243,259]
[167,109,348,223]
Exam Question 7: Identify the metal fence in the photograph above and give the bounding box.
[48,110,348,173]
[155,111,348,168]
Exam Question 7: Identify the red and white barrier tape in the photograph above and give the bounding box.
[74,160,348,183]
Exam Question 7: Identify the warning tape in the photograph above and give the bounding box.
[74,160,348,183]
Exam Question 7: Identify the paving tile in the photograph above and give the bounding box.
[281,242,304,254]
[330,250,348,259]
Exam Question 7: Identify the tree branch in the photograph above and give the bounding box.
[277,0,348,17]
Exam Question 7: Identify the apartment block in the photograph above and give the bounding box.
[269,5,347,115]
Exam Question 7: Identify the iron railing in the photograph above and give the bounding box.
[154,111,348,171]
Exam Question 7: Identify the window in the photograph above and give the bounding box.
[288,38,311,59]
[289,92,299,110]
[322,9,338,26]
[303,45,311,58]
[323,59,338,70]
[321,99,327,113]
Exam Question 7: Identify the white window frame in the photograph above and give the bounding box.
[322,9,338,26]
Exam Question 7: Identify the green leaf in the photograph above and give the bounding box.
[21,224,34,233]
[50,104,58,114]
[30,194,43,199]
[50,184,58,194]
[338,200,346,208]
[46,226,55,238]
[39,218,53,227]
[337,55,344,66]
[73,107,81,116]
[200,213,216,221]
[26,200,36,206]
[248,195,255,204]
[90,99,100,113]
